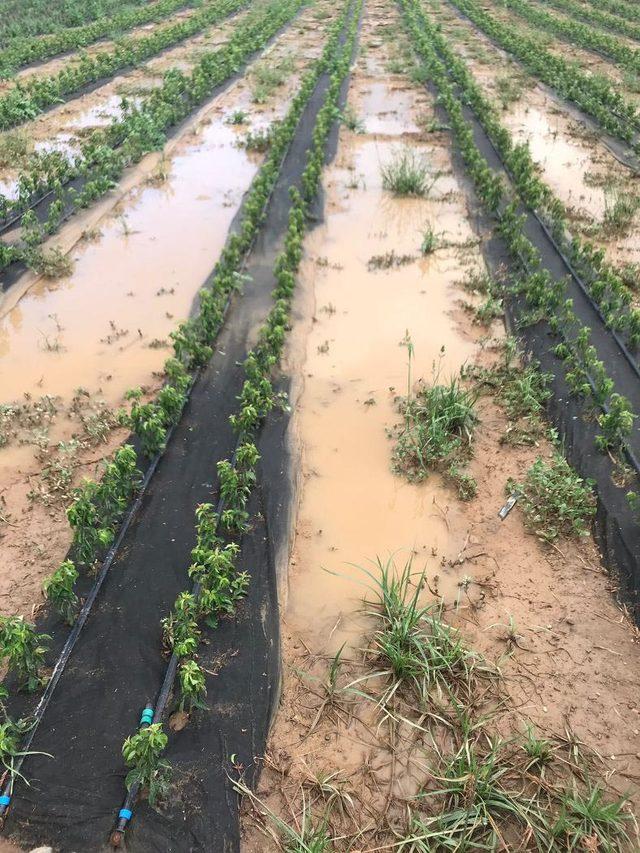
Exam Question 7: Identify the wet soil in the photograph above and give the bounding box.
[0,0,339,619]
[241,0,640,847]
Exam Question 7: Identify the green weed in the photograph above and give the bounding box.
[381,147,438,196]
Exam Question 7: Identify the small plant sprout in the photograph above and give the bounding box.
[178,660,207,713]
[340,104,364,133]
[420,226,441,255]
[521,725,554,773]
[122,723,171,807]
[42,559,79,624]
[381,147,439,197]
[0,616,50,692]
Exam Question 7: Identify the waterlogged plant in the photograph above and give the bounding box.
[42,559,79,624]
[122,723,171,806]
[392,338,478,498]
[508,455,596,543]
[381,147,437,196]
[0,616,49,692]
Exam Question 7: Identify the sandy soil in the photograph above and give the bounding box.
[240,0,640,847]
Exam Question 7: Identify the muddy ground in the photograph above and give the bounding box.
[240,0,640,846]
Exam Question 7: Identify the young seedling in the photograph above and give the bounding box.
[42,559,79,624]
[0,616,49,692]
[122,723,171,807]
[178,660,207,713]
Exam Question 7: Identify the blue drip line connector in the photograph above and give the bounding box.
[139,706,154,728]
[0,794,11,827]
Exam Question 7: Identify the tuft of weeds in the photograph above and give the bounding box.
[507,454,596,543]
[242,127,272,152]
[367,250,415,270]
[392,337,478,498]
[381,147,438,197]
[227,109,248,125]
[340,104,364,133]
[467,341,551,446]
[601,187,640,236]
[0,130,31,169]
[552,782,632,851]
[420,226,441,255]
[494,73,525,110]
[251,55,295,103]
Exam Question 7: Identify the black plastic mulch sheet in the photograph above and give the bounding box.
[430,86,640,615]
[2,41,347,852]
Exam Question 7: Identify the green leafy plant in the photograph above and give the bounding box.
[122,723,171,806]
[508,455,596,543]
[42,559,79,624]
[381,147,436,196]
[0,615,49,691]
[178,660,207,712]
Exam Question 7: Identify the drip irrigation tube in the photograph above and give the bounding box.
[0,7,354,841]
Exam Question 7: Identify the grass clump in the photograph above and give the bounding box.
[601,187,640,236]
[392,337,478,499]
[0,130,31,169]
[341,104,364,133]
[468,340,552,446]
[226,109,248,125]
[367,250,415,270]
[381,147,437,197]
[508,454,595,543]
[242,127,272,152]
[251,54,295,103]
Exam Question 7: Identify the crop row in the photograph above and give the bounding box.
[417,1,640,355]
[118,7,362,821]
[498,0,640,76]
[0,0,305,275]
[445,0,640,149]
[0,0,247,132]
[0,0,152,44]
[0,0,361,827]
[0,0,198,78]
[536,0,640,44]
[582,0,640,27]
[401,0,634,455]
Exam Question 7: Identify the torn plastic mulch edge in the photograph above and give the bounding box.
[0,5,360,851]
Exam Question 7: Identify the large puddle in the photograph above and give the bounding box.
[283,78,480,655]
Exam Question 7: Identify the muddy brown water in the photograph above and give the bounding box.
[0,0,340,619]
[242,0,640,847]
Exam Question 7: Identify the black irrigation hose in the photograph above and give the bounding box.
[111,440,240,846]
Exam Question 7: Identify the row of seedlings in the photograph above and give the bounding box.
[0,0,355,823]
[415,3,640,365]
[399,0,636,462]
[114,1,362,840]
[539,0,640,42]
[0,0,306,273]
[444,0,640,149]
[497,0,640,76]
[0,0,247,132]
[0,0,199,78]
[0,0,153,43]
